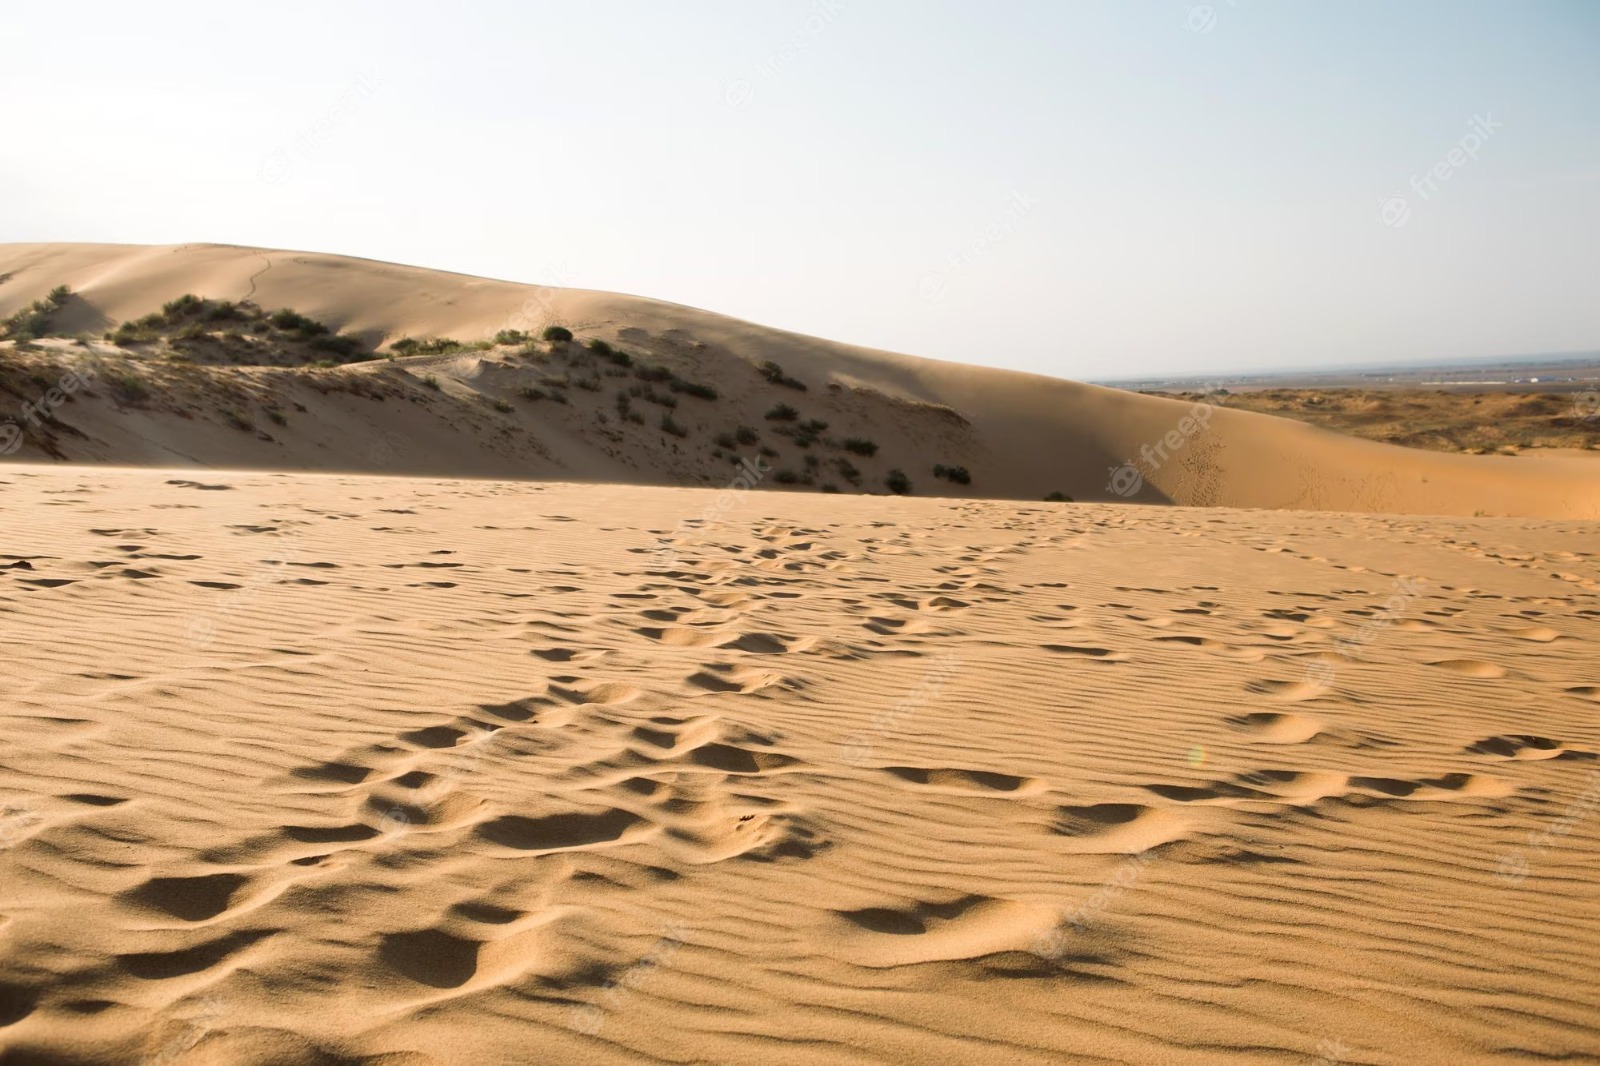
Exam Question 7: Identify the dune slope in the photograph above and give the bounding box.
[1,242,1596,518]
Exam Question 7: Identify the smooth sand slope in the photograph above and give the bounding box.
[2,242,1597,518]
[1,466,1598,1064]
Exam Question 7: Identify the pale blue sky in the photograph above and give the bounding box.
[3,1,1596,378]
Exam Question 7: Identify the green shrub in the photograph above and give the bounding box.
[422,374,441,390]
[885,469,911,495]
[659,412,688,437]
[735,425,759,445]
[759,360,807,390]
[670,378,718,400]
[766,403,798,422]
[835,457,861,484]
[774,469,800,485]
[634,363,673,383]
[267,410,288,426]
[392,338,419,354]
[494,329,529,346]
[714,431,738,449]
[586,338,612,356]
[269,308,328,335]
[1044,491,1074,502]
[542,325,573,343]
[107,374,150,404]
[606,348,632,368]
[842,437,877,457]
[933,464,971,485]
[493,399,513,413]
[308,334,364,358]
[162,293,206,316]
[222,408,254,432]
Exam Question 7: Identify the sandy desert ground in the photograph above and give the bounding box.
[1,465,1598,1065]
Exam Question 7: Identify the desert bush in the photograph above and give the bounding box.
[106,373,150,404]
[835,457,861,484]
[267,410,288,426]
[766,403,798,422]
[759,360,806,390]
[1,285,74,340]
[308,334,365,358]
[774,469,801,485]
[885,468,911,495]
[841,437,877,457]
[670,378,718,400]
[422,374,441,391]
[735,425,759,445]
[634,363,673,384]
[542,325,573,343]
[269,308,329,336]
[492,399,513,413]
[494,329,529,346]
[221,408,255,432]
[586,338,612,356]
[1044,491,1073,502]
[933,464,971,485]
[714,431,738,449]
[659,412,688,437]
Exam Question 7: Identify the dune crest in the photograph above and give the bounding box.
[2,242,1596,518]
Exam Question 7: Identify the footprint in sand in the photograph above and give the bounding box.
[1225,711,1326,744]
[1053,803,1191,853]
[826,895,1062,968]
[1426,659,1507,679]
[1467,735,1595,762]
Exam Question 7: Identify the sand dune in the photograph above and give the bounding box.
[1,465,1597,1063]
[2,242,1596,518]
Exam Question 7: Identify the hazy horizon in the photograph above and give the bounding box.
[3,0,1596,380]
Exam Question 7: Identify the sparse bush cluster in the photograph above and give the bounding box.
[932,463,972,485]
[1,285,73,341]
[885,468,911,495]
[766,402,798,422]
[104,294,371,365]
[1044,491,1073,502]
